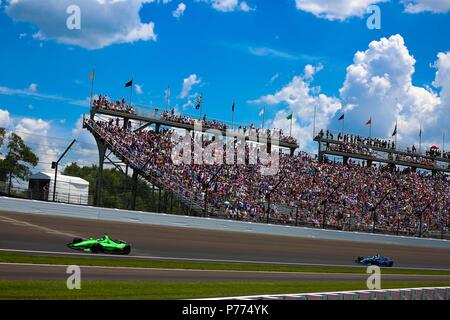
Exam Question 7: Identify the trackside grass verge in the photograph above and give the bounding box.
[1,281,450,300]
[1,251,450,276]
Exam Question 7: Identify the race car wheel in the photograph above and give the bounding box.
[122,245,131,255]
[91,244,101,254]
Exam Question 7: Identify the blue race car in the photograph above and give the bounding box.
[356,255,394,267]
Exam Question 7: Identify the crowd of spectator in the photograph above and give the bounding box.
[93,96,298,146]
[161,109,298,145]
[328,142,377,157]
[85,118,450,237]
[317,129,450,169]
[94,95,135,115]
[317,130,397,150]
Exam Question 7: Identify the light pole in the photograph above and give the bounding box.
[52,139,76,202]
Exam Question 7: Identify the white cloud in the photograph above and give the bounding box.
[250,66,342,152]
[196,0,254,12]
[340,34,447,148]
[239,1,255,12]
[251,34,450,152]
[14,117,61,168]
[249,47,303,60]
[294,0,450,20]
[5,0,158,50]
[173,2,186,18]
[16,118,50,134]
[294,0,387,21]
[401,0,450,13]
[28,83,38,92]
[180,74,201,99]
[304,64,323,80]
[135,84,144,94]
[268,73,280,85]
[0,84,89,107]
[0,109,11,128]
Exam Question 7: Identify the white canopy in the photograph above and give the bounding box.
[29,172,89,205]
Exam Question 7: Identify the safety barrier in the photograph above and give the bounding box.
[208,287,450,300]
[1,196,450,249]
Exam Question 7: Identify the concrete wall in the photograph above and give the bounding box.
[1,196,449,249]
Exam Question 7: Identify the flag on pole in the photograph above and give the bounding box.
[392,123,397,137]
[366,118,372,125]
[232,100,235,112]
[287,113,293,120]
[259,108,265,117]
[195,95,202,110]
[125,80,133,88]
[419,127,422,138]
[89,70,95,111]
[338,114,345,121]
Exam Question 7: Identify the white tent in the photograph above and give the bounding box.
[29,172,90,205]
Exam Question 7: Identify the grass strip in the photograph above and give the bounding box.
[1,251,449,276]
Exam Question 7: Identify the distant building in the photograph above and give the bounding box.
[28,172,89,205]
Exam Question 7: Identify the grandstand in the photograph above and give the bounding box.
[315,130,450,174]
[84,96,450,240]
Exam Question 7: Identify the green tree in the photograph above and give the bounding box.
[0,132,39,193]
[0,128,5,149]
[63,162,184,213]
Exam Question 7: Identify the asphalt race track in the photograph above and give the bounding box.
[1,210,450,282]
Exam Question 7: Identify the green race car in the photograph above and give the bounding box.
[67,234,131,255]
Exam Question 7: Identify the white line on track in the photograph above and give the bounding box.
[0,215,83,239]
[1,248,450,272]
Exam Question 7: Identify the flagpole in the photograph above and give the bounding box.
[199,93,203,120]
[369,117,372,139]
[341,116,345,137]
[290,115,293,137]
[89,70,95,108]
[129,79,133,107]
[443,131,446,157]
[395,121,398,149]
[419,124,422,154]
[232,99,235,130]
[262,106,266,129]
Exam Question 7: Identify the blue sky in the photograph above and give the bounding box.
[0,0,449,168]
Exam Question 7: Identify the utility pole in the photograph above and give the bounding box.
[52,139,76,202]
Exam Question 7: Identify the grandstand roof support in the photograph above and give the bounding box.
[94,136,107,207]
[265,175,287,224]
[203,165,224,217]
[370,189,393,233]
[133,122,153,133]
[130,170,138,210]
[321,182,342,229]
